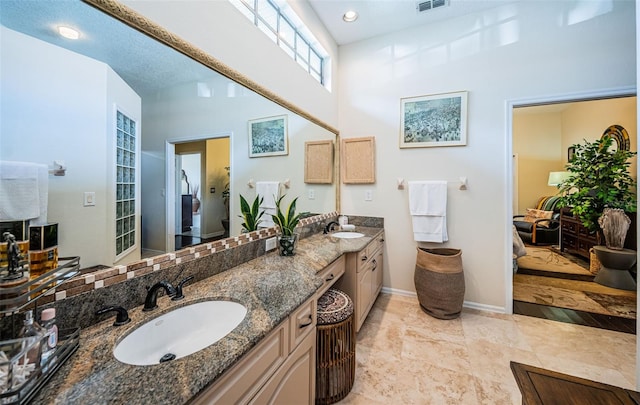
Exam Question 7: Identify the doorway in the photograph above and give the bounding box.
[175,152,202,249]
[507,88,637,333]
[166,133,231,252]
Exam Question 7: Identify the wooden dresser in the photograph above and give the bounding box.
[559,208,598,259]
[560,208,636,259]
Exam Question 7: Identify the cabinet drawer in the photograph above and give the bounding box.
[356,233,385,273]
[372,232,385,253]
[289,296,316,353]
[192,320,289,405]
[356,248,370,270]
[562,235,577,249]
[578,240,592,252]
[562,221,577,233]
[317,255,346,298]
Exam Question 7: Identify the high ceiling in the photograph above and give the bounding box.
[0,0,517,96]
[0,0,217,95]
[308,0,515,45]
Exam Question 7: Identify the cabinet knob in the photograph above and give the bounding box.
[325,274,335,282]
[372,259,377,271]
[361,255,368,261]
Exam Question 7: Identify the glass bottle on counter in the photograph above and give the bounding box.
[19,310,44,368]
[40,308,58,372]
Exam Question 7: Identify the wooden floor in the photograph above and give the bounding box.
[513,300,636,334]
[513,246,637,335]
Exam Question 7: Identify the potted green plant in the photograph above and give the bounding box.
[238,194,264,233]
[558,135,636,247]
[271,195,306,256]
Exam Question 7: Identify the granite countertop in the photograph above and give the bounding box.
[33,227,383,404]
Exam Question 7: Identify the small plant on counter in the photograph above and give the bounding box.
[271,195,305,236]
[271,195,308,256]
[239,194,264,232]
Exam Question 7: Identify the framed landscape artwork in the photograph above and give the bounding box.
[400,91,468,148]
[248,115,288,157]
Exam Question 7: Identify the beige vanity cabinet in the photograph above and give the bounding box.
[250,326,315,404]
[335,232,384,332]
[191,296,316,405]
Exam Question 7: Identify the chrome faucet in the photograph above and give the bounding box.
[323,221,340,234]
[143,281,177,311]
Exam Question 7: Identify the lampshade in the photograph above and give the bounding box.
[548,171,571,186]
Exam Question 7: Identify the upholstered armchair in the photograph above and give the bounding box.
[513,196,561,245]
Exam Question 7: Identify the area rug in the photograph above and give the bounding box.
[514,274,636,320]
[516,247,593,279]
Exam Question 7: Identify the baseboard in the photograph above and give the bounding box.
[462,301,506,314]
[380,286,507,314]
[381,286,416,297]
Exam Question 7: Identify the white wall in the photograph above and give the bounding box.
[1,27,141,267]
[338,1,636,309]
[123,0,339,129]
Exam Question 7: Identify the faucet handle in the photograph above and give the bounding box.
[172,276,195,301]
[96,305,131,326]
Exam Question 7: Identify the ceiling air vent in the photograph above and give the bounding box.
[416,0,449,13]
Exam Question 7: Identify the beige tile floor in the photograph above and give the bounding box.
[337,293,637,404]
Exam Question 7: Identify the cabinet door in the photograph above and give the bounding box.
[250,327,316,405]
[191,321,289,405]
[372,251,383,297]
[357,266,373,329]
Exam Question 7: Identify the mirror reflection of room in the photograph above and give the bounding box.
[0,0,337,269]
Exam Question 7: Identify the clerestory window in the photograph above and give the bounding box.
[230,0,328,86]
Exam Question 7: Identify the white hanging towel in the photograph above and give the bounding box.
[256,181,280,228]
[0,161,48,222]
[408,180,448,242]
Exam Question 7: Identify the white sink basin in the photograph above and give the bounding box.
[114,300,247,366]
[330,232,365,239]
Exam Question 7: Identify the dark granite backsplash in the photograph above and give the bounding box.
[0,214,382,338]
[341,215,384,228]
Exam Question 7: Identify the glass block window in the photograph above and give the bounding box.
[115,110,136,257]
[230,0,327,86]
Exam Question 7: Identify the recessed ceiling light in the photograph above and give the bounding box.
[58,26,80,40]
[343,11,358,22]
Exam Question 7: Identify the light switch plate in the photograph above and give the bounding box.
[84,192,96,206]
[265,237,277,251]
[365,190,373,201]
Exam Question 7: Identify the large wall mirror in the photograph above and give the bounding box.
[0,0,338,270]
